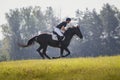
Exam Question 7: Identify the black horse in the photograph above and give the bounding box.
[18,26,83,59]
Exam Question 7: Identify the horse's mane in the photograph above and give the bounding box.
[65,26,76,32]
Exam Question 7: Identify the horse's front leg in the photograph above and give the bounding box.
[62,48,70,57]
[52,48,64,59]
[60,48,64,57]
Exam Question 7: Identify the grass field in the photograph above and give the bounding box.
[0,56,120,80]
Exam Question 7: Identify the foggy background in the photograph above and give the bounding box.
[0,2,120,61]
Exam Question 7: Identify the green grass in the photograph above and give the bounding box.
[0,56,120,80]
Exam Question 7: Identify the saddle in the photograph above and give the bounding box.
[52,31,64,41]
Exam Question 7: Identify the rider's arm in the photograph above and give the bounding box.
[61,26,66,31]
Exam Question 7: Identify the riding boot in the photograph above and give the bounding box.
[58,36,63,47]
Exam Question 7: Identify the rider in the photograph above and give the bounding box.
[53,18,71,47]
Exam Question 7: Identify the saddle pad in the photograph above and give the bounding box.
[51,33,58,40]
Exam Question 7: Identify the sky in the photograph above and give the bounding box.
[0,0,120,40]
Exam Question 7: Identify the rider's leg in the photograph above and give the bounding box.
[54,27,64,36]
[54,27,64,47]
[58,36,64,47]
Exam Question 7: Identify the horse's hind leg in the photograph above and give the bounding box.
[42,46,51,59]
[37,46,45,59]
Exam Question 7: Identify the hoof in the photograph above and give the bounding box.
[52,57,60,59]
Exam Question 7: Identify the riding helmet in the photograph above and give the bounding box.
[66,18,71,21]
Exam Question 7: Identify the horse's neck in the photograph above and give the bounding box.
[64,29,74,42]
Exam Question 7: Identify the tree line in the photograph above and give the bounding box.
[0,4,120,61]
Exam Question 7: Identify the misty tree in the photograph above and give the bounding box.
[0,24,10,61]
[0,38,10,61]
[4,6,48,60]
[100,3,120,55]
[71,8,102,56]
[1,4,120,60]
[71,3,120,57]
[5,9,23,60]
[1,6,60,60]
[45,7,60,32]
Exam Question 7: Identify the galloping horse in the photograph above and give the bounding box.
[18,26,83,59]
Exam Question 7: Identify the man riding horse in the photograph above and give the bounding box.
[18,17,83,59]
[53,18,71,47]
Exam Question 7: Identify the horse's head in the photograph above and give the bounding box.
[71,26,83,39]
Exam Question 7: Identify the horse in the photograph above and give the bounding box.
[18,26,83,59]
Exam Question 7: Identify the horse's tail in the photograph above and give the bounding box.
[18,36,37,48]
